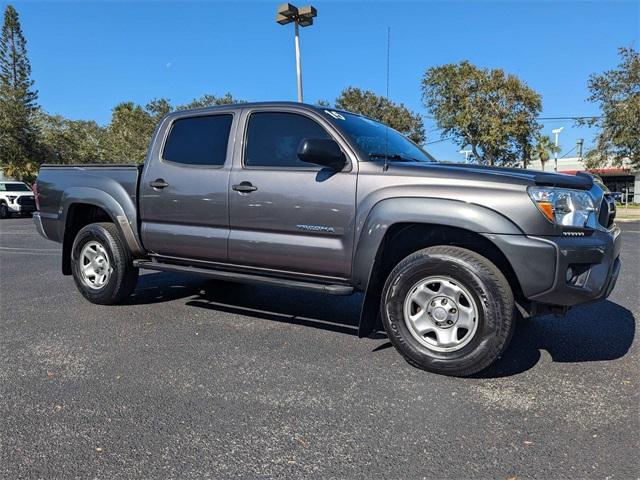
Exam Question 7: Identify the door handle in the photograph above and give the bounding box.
[149,179,169,189]
[232,181,258,193]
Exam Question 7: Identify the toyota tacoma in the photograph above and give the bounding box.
[32,102,621,376]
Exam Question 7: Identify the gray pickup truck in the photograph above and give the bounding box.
[33,102,621,376]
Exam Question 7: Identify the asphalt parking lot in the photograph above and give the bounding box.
[1,217,638,479]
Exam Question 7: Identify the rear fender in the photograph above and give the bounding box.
[60,187,143,257]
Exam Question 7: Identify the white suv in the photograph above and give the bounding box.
[0,181,36,219]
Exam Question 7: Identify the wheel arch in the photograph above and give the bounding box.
[354,198,524,338]
[60,188,143,275]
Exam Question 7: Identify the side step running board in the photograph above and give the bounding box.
[133,260,354,296]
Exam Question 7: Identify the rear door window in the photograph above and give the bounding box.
[163,114,233,166]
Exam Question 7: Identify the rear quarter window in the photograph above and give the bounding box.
[163,114,233,166]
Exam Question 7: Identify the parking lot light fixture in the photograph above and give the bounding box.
[276,3,317,102]
[459,149,473,163]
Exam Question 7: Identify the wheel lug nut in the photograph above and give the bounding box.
[447,320,454,325]
[450,308,457,314]
[441,299,448,305]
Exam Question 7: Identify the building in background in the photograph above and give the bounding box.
[527,157,638,204]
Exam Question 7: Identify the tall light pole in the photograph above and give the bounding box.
[276,3,317,103]
[552,127,564,172]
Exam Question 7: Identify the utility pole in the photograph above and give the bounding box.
[276,3,317,103]
[576,138,584,164]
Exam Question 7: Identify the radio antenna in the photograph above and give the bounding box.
[383,26,390,172]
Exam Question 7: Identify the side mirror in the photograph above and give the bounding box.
[297,138,346,171]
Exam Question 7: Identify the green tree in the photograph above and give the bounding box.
[0,4,40,181]
[35,93,246,166]
[179,92,244,110]
[421,61,542,166]
[103,102,156,163]
[579,47,640,169]
[37,112,108,164]
[334,87,425,144]
[100,94,244,164]
[532,134,560,172]
[145,97,173,123]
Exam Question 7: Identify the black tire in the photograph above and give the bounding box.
[71,222,139,305]
[0,203,9,219]
[381,246,514,377]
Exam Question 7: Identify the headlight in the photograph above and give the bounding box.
[528,186,596,228]
[6,195,16,203]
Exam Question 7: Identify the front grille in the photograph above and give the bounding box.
[17,196,35,207]
[598,194,616,229]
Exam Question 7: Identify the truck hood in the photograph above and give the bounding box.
[2,191,34,197]
[387,161,593,190]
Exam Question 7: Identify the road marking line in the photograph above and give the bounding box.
[0,251,59,255]
[0,247,58,252]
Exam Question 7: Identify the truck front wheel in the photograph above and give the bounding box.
[381,246,514,377]
[71,222,139,305]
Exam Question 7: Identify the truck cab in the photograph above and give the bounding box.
[140,104,358,281]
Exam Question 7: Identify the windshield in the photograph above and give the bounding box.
[0,182,30,192]
[322,110,435,163]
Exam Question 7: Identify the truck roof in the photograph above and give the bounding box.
[165,101,355,118]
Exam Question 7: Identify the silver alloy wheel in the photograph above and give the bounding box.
[403,275,479,352]
[79,241,112,290]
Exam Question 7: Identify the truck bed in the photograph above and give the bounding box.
[36,164,142,244]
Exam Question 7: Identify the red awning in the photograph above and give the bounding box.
[560,168,631,176]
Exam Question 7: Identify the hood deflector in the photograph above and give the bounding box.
[533,171,593,190]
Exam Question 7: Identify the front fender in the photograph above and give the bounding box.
[352,197,522,289]
[353,197,523,338]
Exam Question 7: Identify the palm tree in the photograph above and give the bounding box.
[533,135,561,171]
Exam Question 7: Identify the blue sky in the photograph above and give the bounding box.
[6,0,639,160]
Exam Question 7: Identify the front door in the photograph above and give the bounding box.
[228,109,357,280]
[139,112,235,261]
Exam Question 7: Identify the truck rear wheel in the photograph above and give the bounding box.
[381,246,514,377]
[71,222,139,305]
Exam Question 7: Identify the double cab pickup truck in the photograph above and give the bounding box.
[33,102,621,376]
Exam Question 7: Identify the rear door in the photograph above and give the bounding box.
[139,111,236,261]
[228,108,357,280]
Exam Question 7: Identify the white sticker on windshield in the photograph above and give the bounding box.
[324,110,345,120]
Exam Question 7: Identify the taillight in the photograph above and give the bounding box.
[32,181,40,210]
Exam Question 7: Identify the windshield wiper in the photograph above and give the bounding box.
[369,152,422,163]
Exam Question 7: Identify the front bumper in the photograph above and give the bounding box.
[486,227,622,307]
[7,204,36,213]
